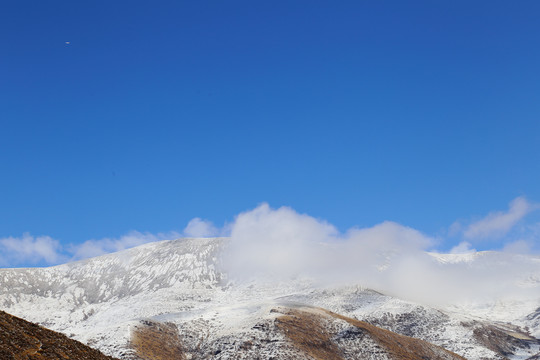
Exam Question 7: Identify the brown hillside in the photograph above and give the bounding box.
[325,309,467,360]
[275,309,344,360]
[0,310,119,360]
[276,307,466,360]
[130,319,186,360]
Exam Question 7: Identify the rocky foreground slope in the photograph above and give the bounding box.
[0,238,539,359]
[0,310,118,360]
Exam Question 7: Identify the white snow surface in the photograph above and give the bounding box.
[0,237,539,359]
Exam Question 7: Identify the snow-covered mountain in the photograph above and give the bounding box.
[0,237,539,359]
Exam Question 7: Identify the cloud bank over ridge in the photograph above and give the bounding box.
[0,197,538,306]
[1,197,538,267]
[222,202,540,305]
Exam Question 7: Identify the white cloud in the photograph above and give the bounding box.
[222,203,435,289]
[0,233,66,266]
[463,197,537,240]
[450,241,476,254]
[447,221,463,237]
[502,240,533,254]
[2,200,539,307]
[344,221,432,256]
[224,203,339,279]
[222,203,540,306]
[0,229,185,267]
[183,218,219,238]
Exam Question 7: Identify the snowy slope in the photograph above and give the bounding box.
[0,237,539,359]
[0,238,224,357]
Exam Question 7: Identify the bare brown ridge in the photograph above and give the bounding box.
[276,307,466,360]
[0,310,118,360]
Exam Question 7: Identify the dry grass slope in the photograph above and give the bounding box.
[130,320,186,360]
[325,309,467,360]
[0,310,118,360]
[471,323,540,358]
[275,310,344,360]
[276,308,466,360]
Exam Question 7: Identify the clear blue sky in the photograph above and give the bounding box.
[1,1,539,266]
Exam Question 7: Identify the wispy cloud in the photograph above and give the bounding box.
[502,239,533,254]
[70,230,181,260]
[0,230,183,267]
[183,218,219,238]
[0,233,67,266]
[449,241,476,254]
[462,196,537,240]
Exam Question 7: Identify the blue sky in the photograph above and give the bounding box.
[1,1,539,267]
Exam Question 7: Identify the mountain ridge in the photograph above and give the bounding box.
[0,237,539,359]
